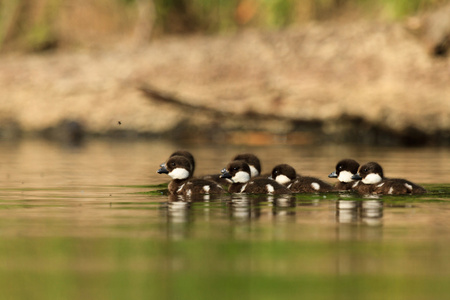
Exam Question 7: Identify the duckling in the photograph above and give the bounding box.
[204,152,265,187]
[220,160,291,195]
[271,164,333,193]
[159,150,230,188]
[157,155,224,196]
[231,153,262,178]
[352,162,426,195]
[328,159,360,191]
[159,150,195,175]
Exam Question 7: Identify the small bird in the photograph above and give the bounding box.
[220,160,291,194]
[202,152,264,187]
[271,164,333,193]
[328,159,360,191]
[352,162,426,195]
[159,150,196,175]
[157,155,223,196]
[231,153,262,177]
[159,150,230,188]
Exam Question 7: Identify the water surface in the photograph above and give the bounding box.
[0,139,449,300]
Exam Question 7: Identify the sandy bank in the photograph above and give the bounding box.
[1,21,449,145]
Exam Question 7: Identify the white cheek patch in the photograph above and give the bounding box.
[203,185,210,193]
[232,171,251,183]
[362,173,382,184]
[388,187,394,194]
[311,182,320,191]
[168,168,190,180]
[240,183,248,193]
[338,171,354,183]
[404,183,412,191]
[249,165,259,178]
[266,184,275,194]
[275,174,291,185]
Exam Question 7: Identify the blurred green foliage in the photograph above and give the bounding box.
[0,0,446,51]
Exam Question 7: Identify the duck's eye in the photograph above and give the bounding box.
[171,162,176,167]
[274,170,278,175]
[363,168,368,172]
[233,167,238,171]
[338,165,343,170]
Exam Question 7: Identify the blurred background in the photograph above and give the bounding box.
[1,4,450,299]
[0,0,449,146]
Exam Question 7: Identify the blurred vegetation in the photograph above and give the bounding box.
[0,0,447,51]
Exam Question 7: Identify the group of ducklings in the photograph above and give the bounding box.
[157,150,426,196]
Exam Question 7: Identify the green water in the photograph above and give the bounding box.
[0,140,449,300]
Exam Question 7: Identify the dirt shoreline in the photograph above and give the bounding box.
[1,21,449,145]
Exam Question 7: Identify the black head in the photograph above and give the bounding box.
[329,159,360,179]
[352,162,384,183]
[359,162,383,178]
[157,155,193,180]
[232,153,261,176]
[220,160,251,183]
[271,164,297,181]
[169,150,195,174]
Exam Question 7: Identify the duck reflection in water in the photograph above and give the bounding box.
[336,197,384,243]
[166,194,191,223]
[165,193,230,239]
[165,194,192,240]
[271,195,297,222]
[336,196,383,226]
[228,194,296,222]
[166,193,225,221]
[229,194,261,222]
